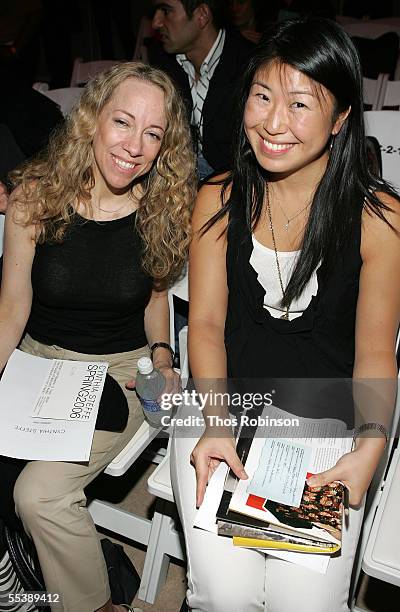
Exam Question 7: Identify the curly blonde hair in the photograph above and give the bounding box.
[11,62,196,285]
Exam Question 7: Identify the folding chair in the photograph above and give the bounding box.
[70,58,118,87]
[350,335,400,610]
[140,439,185,603]
[88,421,160,533]
[88,272,189,603]
[362,74,386,110]
[136,275,190,602]
[0,214,4,256]
[168,268,188,350]
[35,87,83,117]
[360,442,400,588]
[364,111,400,190]
[351,32,400,79]
[133,16,153,63]
[378,78,400,110]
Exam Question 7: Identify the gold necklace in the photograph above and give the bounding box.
[266,197,290,321]
[92,188,139,215]
[276,199,311,232]
[92,200,130,214]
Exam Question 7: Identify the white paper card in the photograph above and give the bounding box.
[0,350,108,461]
[248,438,312,507]
[31,359,108,420]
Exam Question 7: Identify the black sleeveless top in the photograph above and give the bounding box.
[225,204,363,424]
[27,211,153,354]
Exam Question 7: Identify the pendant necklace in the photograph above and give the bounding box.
[266,197,291,320]
[276,199,311,232]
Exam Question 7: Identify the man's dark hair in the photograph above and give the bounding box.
[180,1,227,29]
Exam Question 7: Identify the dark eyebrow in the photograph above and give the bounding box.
[115,109,165,132]
[288,90,315,96]
[252,80,270,90]
[154,2,174,9]
[252,82,315,97]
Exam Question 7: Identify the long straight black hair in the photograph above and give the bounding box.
[205,16,399,308]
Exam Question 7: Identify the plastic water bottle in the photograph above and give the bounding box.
[136,357,166,427]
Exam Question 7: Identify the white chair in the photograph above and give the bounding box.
[168,267,189,356]
[137,275,190,602]
[168,266,189,384]
[133,16,153,63]
[140,441,185,603]
[0,214,4,256]
[372,18,400,28]
[378,78,400,110]
[88,276,189,603]
[351,334,400,609]
[364,111,400,190]
[178,326,189,390]
[395,58,400,82]
[361,441,400,586]
[70,58,118,87]
[352,444,400,610]
[32,82,50,94]
[343,22,400,39]
[363,74,386,110]
[36,87,83,117]
[335,15,360,26]
[88,422,177,603]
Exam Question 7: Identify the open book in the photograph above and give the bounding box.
[216,406,352,554]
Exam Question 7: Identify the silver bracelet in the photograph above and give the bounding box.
[353,422,388,446]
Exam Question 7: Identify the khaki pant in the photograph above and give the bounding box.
[13,334,149,612]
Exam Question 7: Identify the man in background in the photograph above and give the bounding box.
[149,0,254,178]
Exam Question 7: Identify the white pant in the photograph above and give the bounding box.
[170,411,364,612]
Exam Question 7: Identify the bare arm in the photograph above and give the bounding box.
[0,195,36,371]
[308,196,400,505]
[188,181,229,381]
[144,287,172,366]
[143,286,180,394]
[188,180,247,505]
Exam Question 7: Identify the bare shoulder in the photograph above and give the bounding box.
[193,174,232,233]
[361,192,400,261]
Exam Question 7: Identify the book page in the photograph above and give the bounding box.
[249,438,312,507]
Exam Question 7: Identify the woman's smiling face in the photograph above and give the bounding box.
[244,62,347,180]
[92,77,167,194]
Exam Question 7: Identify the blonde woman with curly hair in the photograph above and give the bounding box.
[0,62,196,612]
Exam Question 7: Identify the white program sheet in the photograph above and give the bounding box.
[0,350,108,461]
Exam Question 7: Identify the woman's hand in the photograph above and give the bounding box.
[156,363,181,396]
[125,364,180,396]
[190,430,248,507]
[306,439,386,506]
